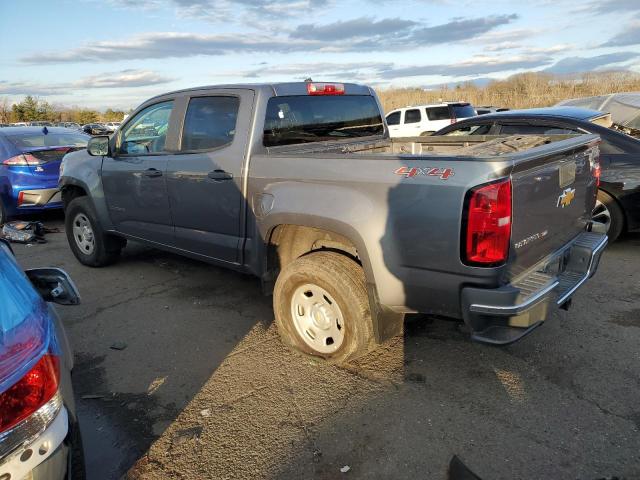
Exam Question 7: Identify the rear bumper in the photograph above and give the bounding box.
[18,188,62,208]
[461,232,607,345]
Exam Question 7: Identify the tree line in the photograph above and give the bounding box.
[0,96,129,125]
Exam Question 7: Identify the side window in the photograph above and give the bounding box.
[426,107,451,121]
[404,109,421,124]
[444,124,492,136]
[119,101,173,155]
[386,111,401,126]
[181,96,240,151]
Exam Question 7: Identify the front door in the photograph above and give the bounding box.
[166,90,254,263]
[102,100,175,245]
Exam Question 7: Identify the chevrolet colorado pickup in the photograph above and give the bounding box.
[59,82,607,364]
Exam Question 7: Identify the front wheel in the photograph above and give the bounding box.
[592,190,624,242]
[65,197,123,267]
[273,251,374,364]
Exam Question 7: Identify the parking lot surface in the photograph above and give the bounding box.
[13,214,640,479]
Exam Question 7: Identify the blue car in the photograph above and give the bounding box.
[0,238,84,478]
[0,127,90,224]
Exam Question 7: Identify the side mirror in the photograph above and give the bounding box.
[25,268,81,305]
[87,135,111,156]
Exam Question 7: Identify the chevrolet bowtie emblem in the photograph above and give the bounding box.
[557,187,576,208]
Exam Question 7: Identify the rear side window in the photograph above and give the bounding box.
[264,95,383,147]
[182,96,240,151]
[451,104,476,118]
[500,124,578,135]
[426,107,451,121]
[7,132,89,149]
[386,111,401,125]
[404,109,421,124]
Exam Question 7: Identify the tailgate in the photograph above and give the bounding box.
[508,135,600,278]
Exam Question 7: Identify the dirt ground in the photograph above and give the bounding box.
[13,214,640,480]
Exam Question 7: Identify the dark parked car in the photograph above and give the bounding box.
[81,124,110,136]
[0,238,84,479]
[434,107,640,241]
[0,127,90,224]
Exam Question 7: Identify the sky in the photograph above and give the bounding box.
[1,0,639,110]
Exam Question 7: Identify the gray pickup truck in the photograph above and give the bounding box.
[59,82,607,364]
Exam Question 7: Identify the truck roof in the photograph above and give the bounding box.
[146,82,374,103]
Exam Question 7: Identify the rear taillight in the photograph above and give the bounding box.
[594,163,601,188]
[307,83,345,95]
[463,179,512,266]
[2,153,43,166]
[0,354,59,434]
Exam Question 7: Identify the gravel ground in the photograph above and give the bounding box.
[12,214,640,480]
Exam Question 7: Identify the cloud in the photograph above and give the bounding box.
[233,61,393,81]
[544,52,640,74]
[378,55,550,79]
[578,0,640,15]
[21,32,316,64]
[74,69,174,88]
[410,14,518,44]
[291,17,418,41]
[0,69,173,96]
[600,19,640,47]
[21,14,520,64]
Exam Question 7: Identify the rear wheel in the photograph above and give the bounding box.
[592,190,624,242]
[65,197,123,267]
[273,251,374,364]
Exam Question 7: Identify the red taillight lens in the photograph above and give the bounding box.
[594,163,601,188]
[464,179,512,265]
[2,153,42,166]
[307,82,345,95]
[0,354,59,433]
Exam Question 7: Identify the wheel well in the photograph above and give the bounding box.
[598,187,627,230]
[61,185,87,209]
[264,225,360,291]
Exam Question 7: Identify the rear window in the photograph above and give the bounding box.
[264,95,383,147]
[404,109,421,124]
[426,107,451,121]
[451,104,476,118]
[7,132,89,149]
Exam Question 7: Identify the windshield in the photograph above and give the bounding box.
[263,95,384,147]
[7,131,89,149]
[451,104,477,118]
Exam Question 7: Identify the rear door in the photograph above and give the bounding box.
[400,108,423,136]
[102,100,175,245]
[165,89,254,263]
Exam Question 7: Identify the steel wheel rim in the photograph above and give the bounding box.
[592,200,611,233]
[72,213,95,255]
[290,283,345,354]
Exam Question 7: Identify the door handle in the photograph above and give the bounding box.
[143,168,163,178]
[207,170,233,181]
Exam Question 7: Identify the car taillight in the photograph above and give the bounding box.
[307,82,345,95]
[594,163,601,188]
[2,153,43,166]
[0,354,59,434]
[463,178,512,266]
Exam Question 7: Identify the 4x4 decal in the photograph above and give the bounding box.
[394,166,454,180]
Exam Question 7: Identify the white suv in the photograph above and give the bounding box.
[385,102,477,137]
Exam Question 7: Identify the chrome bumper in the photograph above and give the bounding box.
[461,232,608,345]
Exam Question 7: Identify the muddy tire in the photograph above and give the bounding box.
[593,190,624,242]
[273,251,374,364]
[65,197,123,267]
